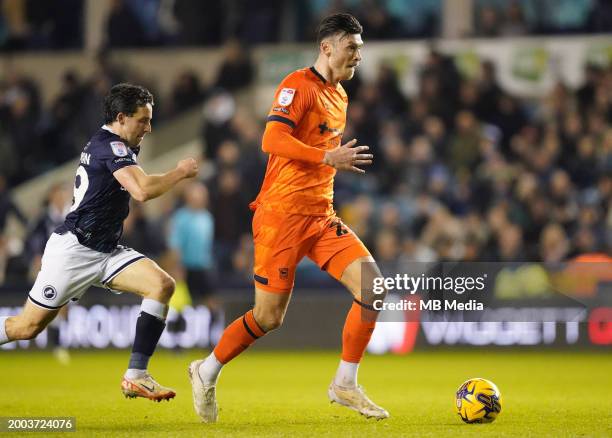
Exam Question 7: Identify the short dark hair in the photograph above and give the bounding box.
[317,13,363,43]
[103,83,154,124]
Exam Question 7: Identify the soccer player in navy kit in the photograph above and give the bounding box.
[0,83,199,401]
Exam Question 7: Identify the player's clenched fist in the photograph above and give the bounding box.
[177,158,199,178]
[322,139,373,174]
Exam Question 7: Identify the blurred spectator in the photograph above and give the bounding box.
[120,201,168,260]
[374,228,401,272]
[1,0,29,50]
[168,181,221,347]
[0,174,27,284]
[495,223,524,262]
[79,73,113,139]
[170,70,208,115]
[476,5,500,37]
[214,39,255,93]
[201,90,236,159]
[172,0,224,46]
[232,0,283,44]
[231,233,254,280]
[0,175,27,234]
[356,0,402,40]
[576,65,601,114]
[450,111,482,172]
[387,0,440,38]
[169,181,216,299]
[375,64,408,115]
[24,183,71,277]
[540,223,570,263]
[26,0,83,49]
[475,0,604,36]
[0,0,82,51]
[40,71,86,165]
[210,169,250,272]
[499,1,529,36]
[106,0,148,48]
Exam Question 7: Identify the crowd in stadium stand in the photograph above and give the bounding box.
[0,1,611,292]
[0,45,610,290]
[1,0,611,51]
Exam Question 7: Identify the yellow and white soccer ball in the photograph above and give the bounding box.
[455,378,502,423]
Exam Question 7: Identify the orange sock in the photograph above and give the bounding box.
[213,310,266,364]
[341,300,377,363]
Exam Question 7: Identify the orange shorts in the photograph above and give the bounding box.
[252,208,370,293]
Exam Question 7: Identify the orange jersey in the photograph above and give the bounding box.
[250,67,348,216]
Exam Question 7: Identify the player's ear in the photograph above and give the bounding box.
[320,39,332,57]
[116,112,126,124]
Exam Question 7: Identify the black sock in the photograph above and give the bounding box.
[128,311,166,370]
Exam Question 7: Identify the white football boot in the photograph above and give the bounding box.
[188,360,218,423]
[328,381,390,420]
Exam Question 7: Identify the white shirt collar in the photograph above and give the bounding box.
[101,124,119,136]
[101,125,137,150]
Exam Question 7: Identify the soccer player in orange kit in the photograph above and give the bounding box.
[189,13,389,422]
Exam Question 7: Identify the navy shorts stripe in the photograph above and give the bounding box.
[101,255,145,284]
[254,274,269,285]
[242,316,260,339]
[250,310,266,334]
[266,115,296,129]
[353,298,377,311]
[28,295,64,310]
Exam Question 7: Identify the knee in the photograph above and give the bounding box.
[365,270,388,304]
[151,274,175,302]
[253,308,285,332]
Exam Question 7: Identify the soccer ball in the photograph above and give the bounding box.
[455,378,502,423]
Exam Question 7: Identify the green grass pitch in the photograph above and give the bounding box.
[1,349,610,437]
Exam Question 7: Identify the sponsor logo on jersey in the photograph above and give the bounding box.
[272,106,290,115]
[42,285,57,300]
[278,88,295,107]
[110,141,128,157]
[113,157,134,164]
[318,121,342,135]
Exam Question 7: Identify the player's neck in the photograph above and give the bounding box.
[105,123,130,145]
[104,123,121,137]
[313,58,340,87]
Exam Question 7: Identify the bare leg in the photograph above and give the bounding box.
[2,300,59,343]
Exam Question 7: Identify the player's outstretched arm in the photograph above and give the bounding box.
[262,123,373,172]
[323,139,373,174]
[262,121,328,163]
[113,158,199,202]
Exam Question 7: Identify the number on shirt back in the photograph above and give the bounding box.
[69,165,89,212]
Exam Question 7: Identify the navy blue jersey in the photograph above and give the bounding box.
[57,127,139,252]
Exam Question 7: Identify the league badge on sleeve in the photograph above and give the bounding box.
[110,141,128,157]
[278,88,295,107]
